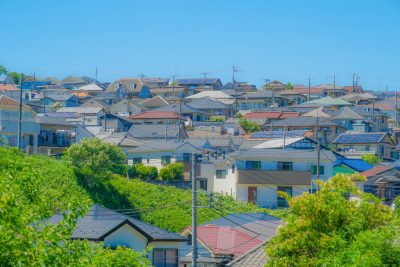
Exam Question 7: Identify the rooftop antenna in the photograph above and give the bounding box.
[232,65,239,114]
[95,66,98,82]
[201,72,209,90]
[308,75,311,102]
[333,74,336,97]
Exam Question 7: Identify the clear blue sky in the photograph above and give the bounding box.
[1,0,399,90]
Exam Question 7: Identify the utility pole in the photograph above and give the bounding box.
[201,72,209,90]
[103,107,107,132]
[191,152,198,267]
[312,112,321,192]
[165,115,168,141]
[352,73,355,93]
[232,66,239,114]
[395,90,398,129]
[308,75,311,102]
[172,75,175,95]
[17,73,24,150]
[95,66,98,82]
[333,74,336,97]
[178,98,182,141]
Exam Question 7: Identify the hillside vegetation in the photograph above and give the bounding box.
[0,147,150,266]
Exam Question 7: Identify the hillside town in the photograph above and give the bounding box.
[2,67,400,266]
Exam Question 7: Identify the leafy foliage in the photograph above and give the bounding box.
[128,164,159,181]
[0,147,150,266]
[159,162,184,181]
[361,154,381,165]
[266,173,400,266]
[239,118,261,133]
[0,64,7,75]
[7,72,21,84]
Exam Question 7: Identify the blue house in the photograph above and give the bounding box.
[40,94,79,111]
[138,86,151,99]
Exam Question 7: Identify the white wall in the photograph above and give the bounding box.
[236,184,309,209]
[200,162,236,197]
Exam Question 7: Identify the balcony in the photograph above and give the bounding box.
[237,169,311,186]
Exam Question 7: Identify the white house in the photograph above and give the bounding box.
[48,205,187,267]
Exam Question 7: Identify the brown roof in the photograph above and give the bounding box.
[129,111,182,119]
[244,111,299,120]
[360,166,394,178]
[292,87,325,94]
[0,84,18,91]
[237,169,311,185]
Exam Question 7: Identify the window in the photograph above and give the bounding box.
[245,161,261,170]
[216,169,227,179]
[187,234,192,245]
[379,146,385,156]
[199,179,207,191]
[278,162,293,171]
[161,156,171,166]
[183,153,192,163]
[311,165,325,175]
[132,158,142,164]
[277,186,292,208]
[153,249,178,267]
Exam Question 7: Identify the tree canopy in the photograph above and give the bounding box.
[361,154,380,165]
[266,173,400,266]
[239,118,261,133]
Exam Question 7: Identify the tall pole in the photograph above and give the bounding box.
[232,66,238,114]
[352,73,355,93]
[103,107,107,132]
[191,152,198,267]
[201,72,209,90]
[95,66,98,82]
[395,90,398,128]
[172,75,175,95]
[165,115,168,141]
[333,74,336,97]
[178,98,182,141]
[308,75,311,102]
[17,73,24,150]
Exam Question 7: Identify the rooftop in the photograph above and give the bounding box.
[333,132,389,144]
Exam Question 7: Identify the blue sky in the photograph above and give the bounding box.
[1,0,399,90]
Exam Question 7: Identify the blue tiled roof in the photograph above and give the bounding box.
[250,130,309,139]
[333,158,373,172]
[176,78,220,85]
[333,132,387,144]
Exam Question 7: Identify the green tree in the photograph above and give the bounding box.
[0,147,150,266]
[132,164,159,181]
[65,138,127,187]
[8,72,21,84]
[50,101,63,111]
[266,173,399,266]
[284,82,294,90]
[239,118,261,133]
[361,154,380,165]
[159,162,184,181]
[0,65,7,75]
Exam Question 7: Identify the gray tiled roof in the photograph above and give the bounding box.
[233,148,337,161]
[265,116,342,127]
[333,132,388,144]
[152,103,206,114]
[129,140,195,153]
[128,124,186,139]
[227,242,268,267]
[187,97,229,110]
[48,205,186,242]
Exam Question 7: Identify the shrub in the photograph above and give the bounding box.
[159,162,184,181]
[132,164,158,181]
[361,154,380,165]
[239,118,261,133]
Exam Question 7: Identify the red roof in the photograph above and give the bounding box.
[129,111,182,119]
[360,166,393,178]
[244,111,299,120]
[292,87,325,94]
[343,86,363,93]
[188,225,261,257]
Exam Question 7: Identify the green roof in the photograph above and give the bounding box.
[304,96,352,106]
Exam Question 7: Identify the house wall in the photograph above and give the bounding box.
[200,162,236,197]
[236,184,309,209]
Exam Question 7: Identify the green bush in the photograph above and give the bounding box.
[131,164,158,181]
[239,118,261,133]
[0,147,150,266]
[159,162,184,181]
[361,154,381,165]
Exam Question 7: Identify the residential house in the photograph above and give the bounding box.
[185,91,235,105]
[186,97,234,118]
[275,90,308,105]
[340,93,377,105]
[126,140,200,180]
[57,107,104,126]
[333,132,397,160]
[61,76,91,89]
[48,204,187,267]
[106,78,145,98]
[333,158,373,175]
[233,144,336,208]
[150,86,186,98]
[152,103,208,121]
[78,83,107,92]
[0,74,15,85]
[176,78,223,91]
[109,99,146,116]
[291,86,327,100]
[80,98,109,111]
[142,77,170,88]
[128,111,185,125]
[300,96,352,108]
[180,213,281,267]
[244,111,300,126]
[361,166,400,203]
[189,121,226,138]
[0,95,40,150]
[100,113,134,132]
[261,80,287,91]
[137,95,169,109]
[96,132,145,151]
[39,93,79,111]
[263,116,346,144]
[313,84,347,97]
[237,91,287,110]
[128,124,188,141]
